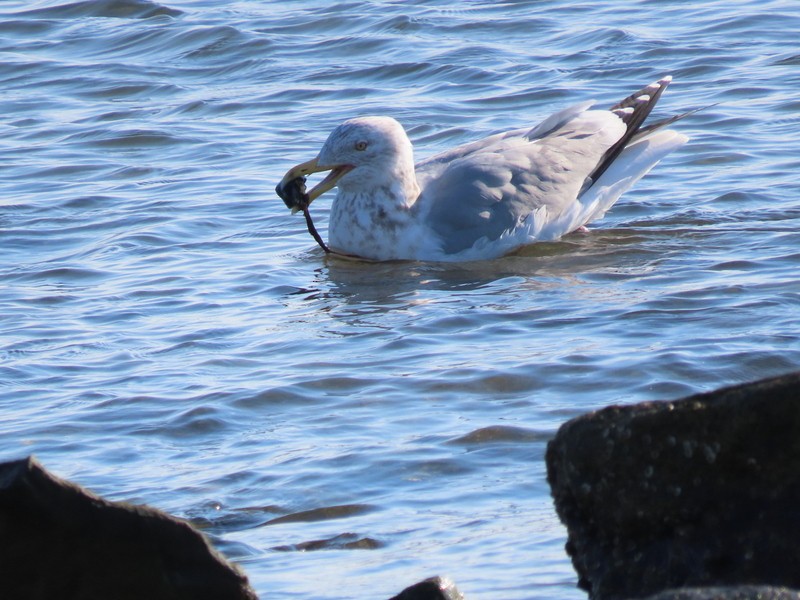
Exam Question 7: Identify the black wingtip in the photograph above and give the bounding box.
[608,75,672,127]
[587,76,675,184]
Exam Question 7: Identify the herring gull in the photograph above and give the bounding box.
[276,76,691,262]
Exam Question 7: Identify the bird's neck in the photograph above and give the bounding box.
[388,161,421,209]
[340,161,420,209]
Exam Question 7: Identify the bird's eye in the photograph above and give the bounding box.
[355,141,368,151]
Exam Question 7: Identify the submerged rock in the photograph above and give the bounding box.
[0,456,257,600]
[546,372,800,600]
[388,576,465,600]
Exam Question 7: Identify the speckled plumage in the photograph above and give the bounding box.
[280,76,690,262]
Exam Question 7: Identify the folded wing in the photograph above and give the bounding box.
[415,76,684,256]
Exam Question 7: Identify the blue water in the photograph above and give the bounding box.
[2,0,800,597]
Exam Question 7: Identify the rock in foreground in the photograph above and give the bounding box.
[643,586,800,600]
[546,372,800,600]
[0,456,257,600]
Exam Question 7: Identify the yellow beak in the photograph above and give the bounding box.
[277,157,354,213]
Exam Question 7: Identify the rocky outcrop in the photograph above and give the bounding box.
[0,456,465,600]
[0,456,257,600]
[546,372,800,600]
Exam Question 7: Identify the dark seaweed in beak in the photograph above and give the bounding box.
[276,176,309,212]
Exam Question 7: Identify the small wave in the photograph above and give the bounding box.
[16,266,109,282]
[155,406,230,439]
[65,128,197,150]
[261,503,377,526]
[448,425,549,446]
[271,532,382,552]
[17,0,182,20]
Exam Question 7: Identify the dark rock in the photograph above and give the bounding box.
[642,586,800,600]
[0,456,257,600]
[388,576,465,600]
[545,372,800,600]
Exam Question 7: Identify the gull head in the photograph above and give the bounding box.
[276,116,417,212]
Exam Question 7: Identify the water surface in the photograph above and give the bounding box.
[2,1,800,598]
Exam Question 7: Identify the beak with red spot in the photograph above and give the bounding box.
[276,157,355,214]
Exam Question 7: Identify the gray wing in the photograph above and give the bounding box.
[415,102,621,255]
